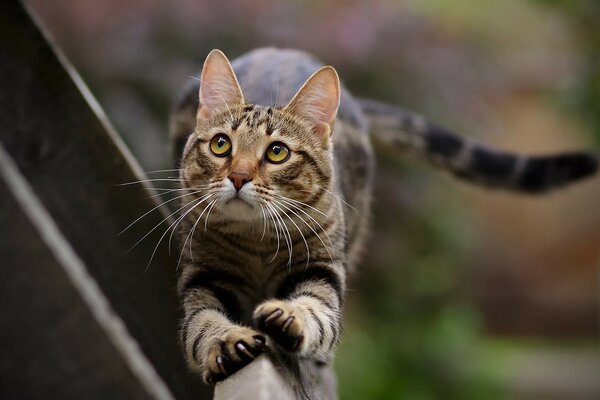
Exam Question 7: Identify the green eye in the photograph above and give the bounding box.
[266,142,290,164]
[209,134,232,157]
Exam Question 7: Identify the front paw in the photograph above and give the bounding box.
[203,327,266,384]
[253,300,304,352]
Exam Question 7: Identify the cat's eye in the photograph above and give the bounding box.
[209,134,232,157]
[265,142,290,164]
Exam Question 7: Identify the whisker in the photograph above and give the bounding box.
[119,190,203,235]
[144,193,215,271]
[274,199,334,262]
[275,194,328,218]
[148,185,214,198]
[265,202,293,267]
[307,187,357,211]
[148,189,185,199]
[144,168,183,175]
[203,196,220,233]
[167,193,215,253]
[116,178,182,186]
[274,204,293,267]
[151,183,215,192]
[271,201,310,268]
[275,196,334,249]
[127,192,209,257]
[181,197,218,268]
[323,188,356,211]
[264,203,281,263]
[259,204,267,241]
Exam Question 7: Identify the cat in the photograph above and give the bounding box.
[170,48,598,393]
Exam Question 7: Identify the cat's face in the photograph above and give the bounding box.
[180,50,340,224]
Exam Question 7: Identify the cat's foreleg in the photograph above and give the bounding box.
[253,265,344,362]
[180,274,266,384]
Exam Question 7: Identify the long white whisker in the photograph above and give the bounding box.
[301,188,356,211]
[144,168,183,175]
[274,199,334,262]
[323,188,356,211]
[274,204,293,267]
[126,193,209,253]
[148,188,187,199]
[259,204,267,241]
[119,190,203,235]
[149,184,215,198]
[203,196,220,233]
[265,202,292,267]
[264,203,281,263]
[271,201,310,267]
[117,178,182,186]
[276,194,328,218]
[276,196,334,249]
[167,193,215,253]
[181,198,218,267]
[141,193,214,271]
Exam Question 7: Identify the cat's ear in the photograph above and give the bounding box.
[284,66,340,143]
[198,49,244,120]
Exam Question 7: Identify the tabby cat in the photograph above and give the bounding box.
[170,48,598,392]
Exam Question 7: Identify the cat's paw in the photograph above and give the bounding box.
[253,300,304,352]
[203,327,266,384]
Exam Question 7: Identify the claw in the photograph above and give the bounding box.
[265,308,283,323]
[216,355,228,375]
[253,335,266,346]
[235,342,255,360]
[281,316,295,333]
[202,328,266,385]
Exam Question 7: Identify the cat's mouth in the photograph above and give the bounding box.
[226,192,251,205]
[218,193,262,222]
[226,196,250,206]
[216,182,262,221]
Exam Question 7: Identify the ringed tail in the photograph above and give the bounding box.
[359,98,599,193]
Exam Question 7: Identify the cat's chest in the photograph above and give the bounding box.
[235,252,287,292]
[225,254,290,322]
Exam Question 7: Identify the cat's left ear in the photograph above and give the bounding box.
[284,66,340,143]
[198,49,244,120]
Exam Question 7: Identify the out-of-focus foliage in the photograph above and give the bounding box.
[336,151,502,400]
[533,0,600,144]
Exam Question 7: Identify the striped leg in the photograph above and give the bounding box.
[253,265,344,362]
[180,273,266,384]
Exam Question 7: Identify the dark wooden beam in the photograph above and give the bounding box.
[0,1,209,398]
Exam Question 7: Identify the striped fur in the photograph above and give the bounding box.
[170,48,598,392]
[359,98,599,192]
[172,49,365,392]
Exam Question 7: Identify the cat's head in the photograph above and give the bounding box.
[180,49,340,224]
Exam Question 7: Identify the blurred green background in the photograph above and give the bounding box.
[25,0,600,398]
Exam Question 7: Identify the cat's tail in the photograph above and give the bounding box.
[359,98,599,193]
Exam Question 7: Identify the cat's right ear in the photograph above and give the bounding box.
[198,49,244,120]
[284,66,340,144]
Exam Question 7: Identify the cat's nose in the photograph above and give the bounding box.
[228,172,252,191]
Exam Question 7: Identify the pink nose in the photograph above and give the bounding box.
[228,172,251,191]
